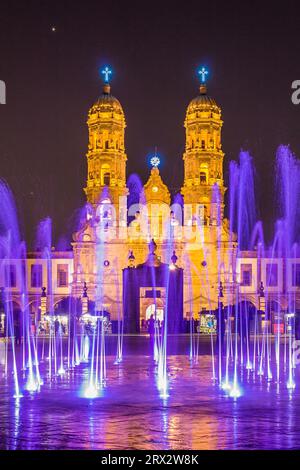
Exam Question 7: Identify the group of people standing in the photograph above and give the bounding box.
[144,305,300,356]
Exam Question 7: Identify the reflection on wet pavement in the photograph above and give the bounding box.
[0,355,299,449]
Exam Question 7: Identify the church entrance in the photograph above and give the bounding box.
[145,304,164,322]
[139,288,165,332]
[139,287,165,321]
[123,257,184,334]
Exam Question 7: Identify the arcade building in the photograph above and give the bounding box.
[0,68,299,334]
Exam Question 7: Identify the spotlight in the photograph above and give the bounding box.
[83,385,98,399]
[229,384,242,398]
[287,379,296,390]
[25,378,39,392]
[221,381,231,391]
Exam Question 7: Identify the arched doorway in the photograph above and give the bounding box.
[140,294,165,332]
[145,303,164,322]
[3,301,23,339]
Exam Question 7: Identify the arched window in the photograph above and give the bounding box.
[200,172,207,184]
[103,172,110,186]
[204,205,208,225]
[101,164,111,186]
[200,163,208,185]
[99,198,112,219]
[96,198,113,232]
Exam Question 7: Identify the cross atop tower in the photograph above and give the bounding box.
[198,66,208,84]
[101,66,112,83]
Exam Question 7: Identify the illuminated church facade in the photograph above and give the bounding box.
[69,69,237,330]
[1,68,299,333]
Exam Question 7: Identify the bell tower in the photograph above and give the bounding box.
[84,67,128,210]
[181,67,225,226]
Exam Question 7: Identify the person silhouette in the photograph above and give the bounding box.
[147,314,155,337]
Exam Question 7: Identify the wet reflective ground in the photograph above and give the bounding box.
[1,344,300,449]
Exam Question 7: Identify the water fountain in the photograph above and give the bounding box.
[0,146,300,451]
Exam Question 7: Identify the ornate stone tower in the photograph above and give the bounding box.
[84,67,128,213]
[179,68,236,313]
[141,156,171,241]
[181,67,225,226]
[72,68,129,303]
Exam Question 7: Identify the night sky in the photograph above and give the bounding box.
[0,0,299,248]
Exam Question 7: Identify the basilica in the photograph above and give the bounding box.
[71,68,236,331]
[0,69,298,335]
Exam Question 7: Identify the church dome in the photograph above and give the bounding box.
[88,83,125,121]
[186,84,221,117]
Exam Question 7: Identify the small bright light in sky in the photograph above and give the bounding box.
[101,66,112,83]
[150,155,160,168]
[51,26,56,32]
[198,66,208,83]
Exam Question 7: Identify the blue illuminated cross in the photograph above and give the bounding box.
[101,66,112,83]
[198,66,208,83]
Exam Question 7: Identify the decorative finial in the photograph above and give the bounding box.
[41,286,47,297]
[171,250,178,265]
[83,281,88,298]
[259,281,265,298]
[101,66,112,94]
[128,250,136,268]
[149,239,157,254]
[150,147,160,168]
[218,281,224,298]
[128,250,135,260]
[198,66,208,95]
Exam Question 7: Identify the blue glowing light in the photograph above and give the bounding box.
[150,155,160,168]
[198,66,208,83]
[101,66,112,83]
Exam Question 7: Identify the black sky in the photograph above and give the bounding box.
[0,0,300,248]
